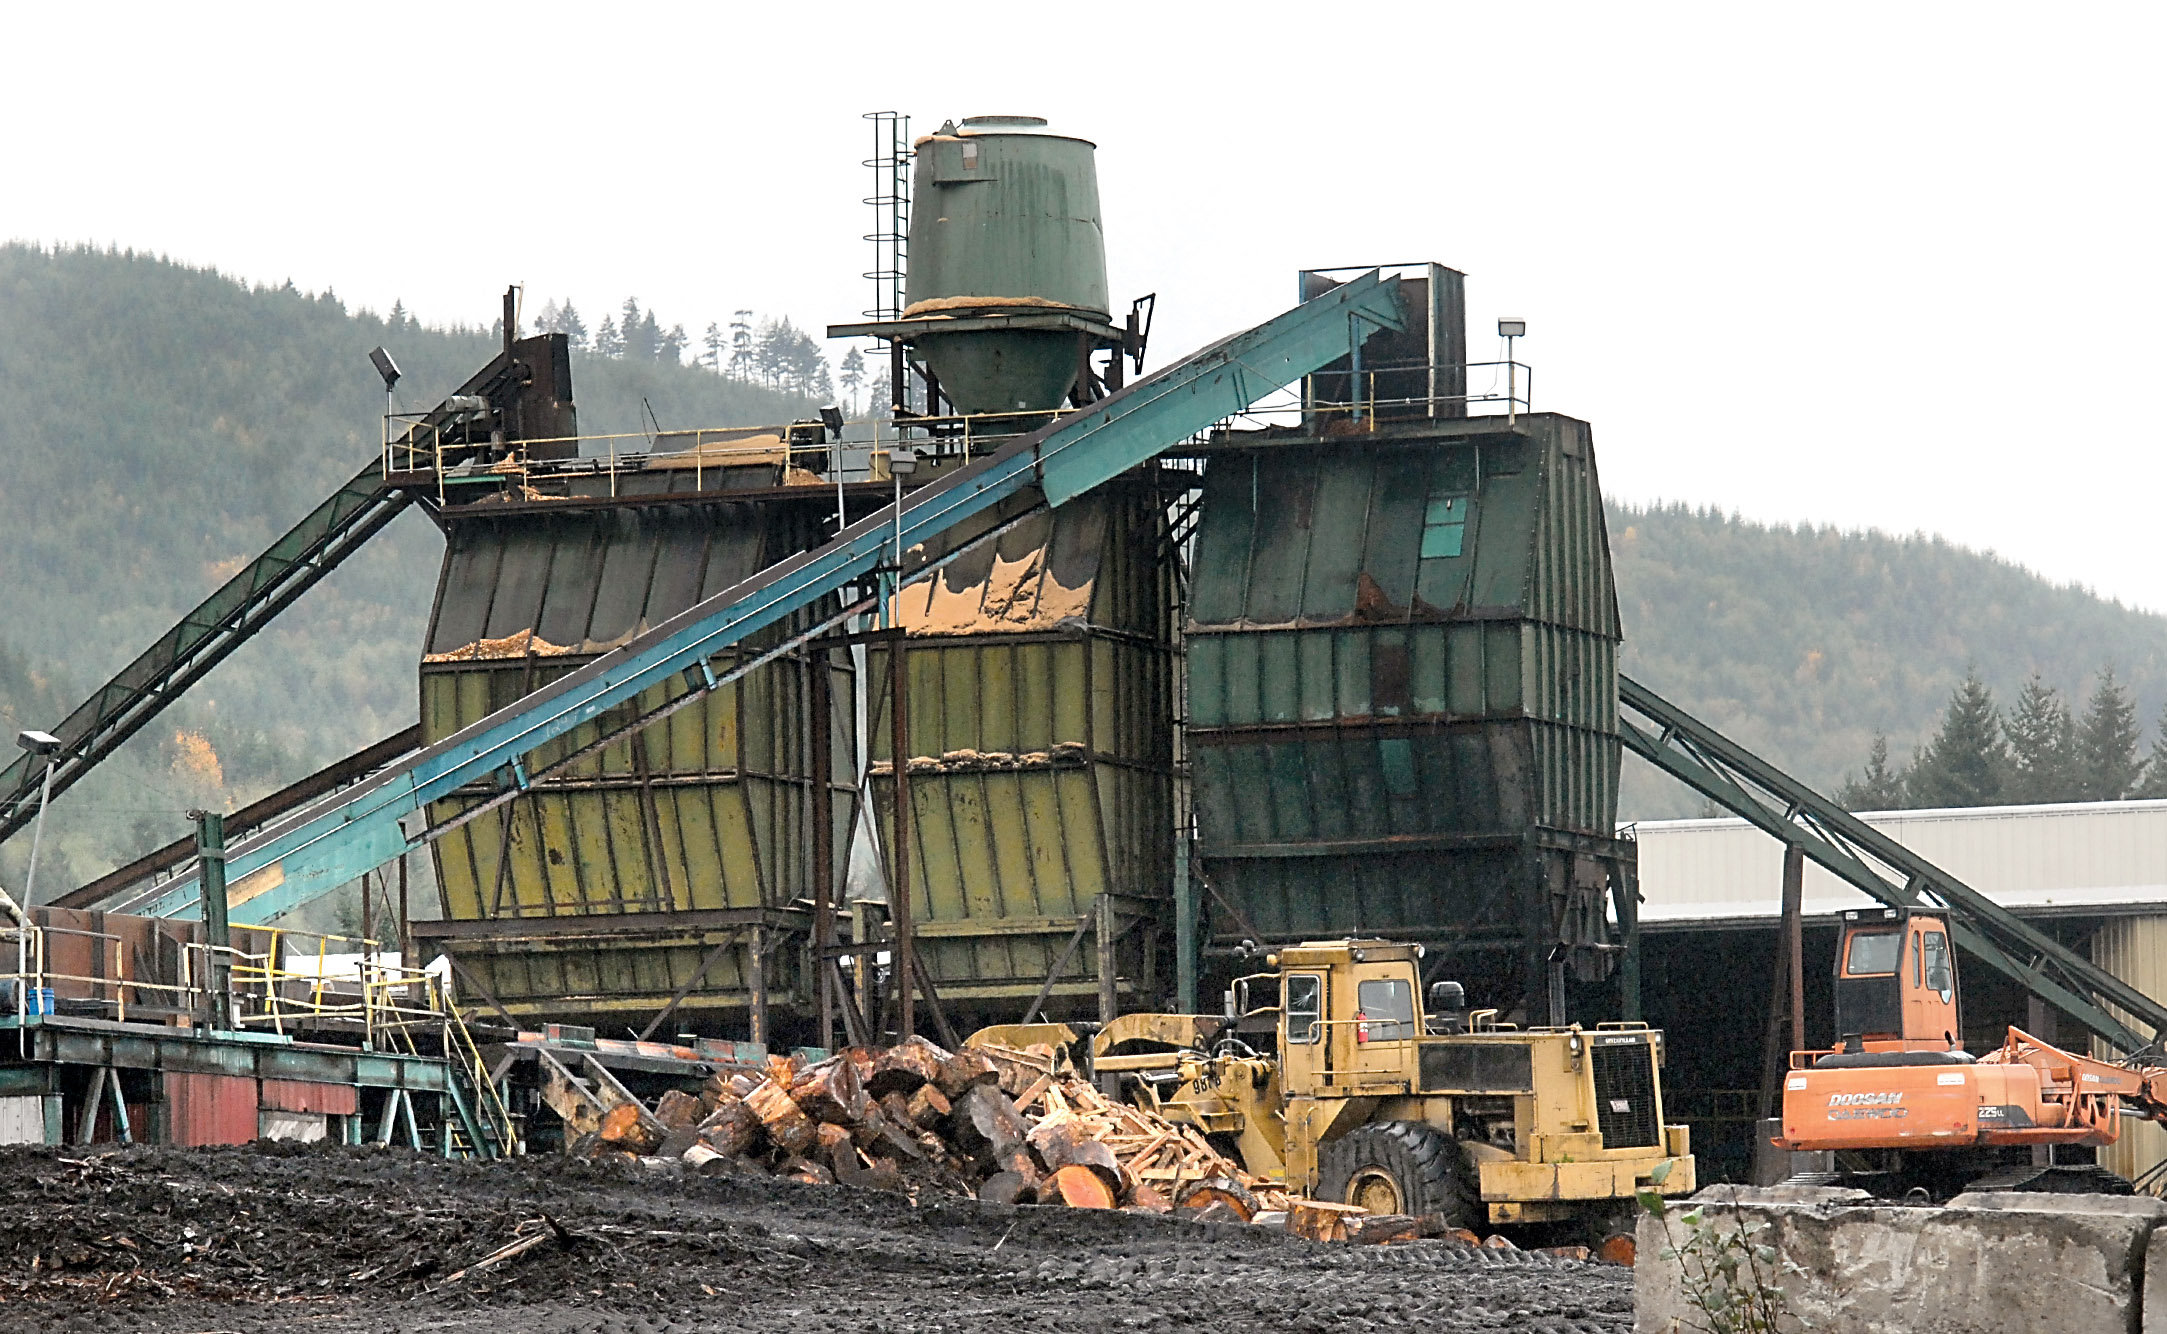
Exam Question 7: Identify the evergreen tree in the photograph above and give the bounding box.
[700,322,726,372]
[535,298,588,352]
[2136,704,2167,799]
[620,298,659,361]
[388,298,411,330]
[1907,668,2007,808]
[2004,672,2078,803]
[2076,666,2143,800]
[659,323,687,365]
[593,315,623,357]
[1837,732,1908,810]
[839,348,866,413]
[729,310,755,378]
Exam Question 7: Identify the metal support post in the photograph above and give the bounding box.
[1173,832,1197,1015]
[852,898,876,1037]
[889,631,915,1040]
[1096,893,1119,1023]
[1613,865,1642,1022]
[810,652,836,1051]
[21,755,54,907]
[2028,992,2058,1166]
[748,926,770,1049]
[194,810,232,1030]
[1784,845,1805,1052]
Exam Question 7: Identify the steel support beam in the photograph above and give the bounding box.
[1618,675,2163,1052]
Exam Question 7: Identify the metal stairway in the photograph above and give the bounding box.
[113,272,1410,924]
[1619,674,2167,1052]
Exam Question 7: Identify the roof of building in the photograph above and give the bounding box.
[1627,798,2167,928]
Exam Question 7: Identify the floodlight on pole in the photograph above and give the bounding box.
[888,448,918,629]
[15,730,59,909]
[369,347,402,470]
[1497,319,1527,425]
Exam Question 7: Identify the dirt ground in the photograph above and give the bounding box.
[0,1144,1634,1333]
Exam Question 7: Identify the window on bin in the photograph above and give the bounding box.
[1420,494,1471,559]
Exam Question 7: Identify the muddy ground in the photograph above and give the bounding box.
[0,1144,1634,1333]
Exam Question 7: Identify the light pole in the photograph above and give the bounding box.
[885,446,918,1037]
[369,346,401,469]
[1497,318,1526,426]
[15,731,59,908]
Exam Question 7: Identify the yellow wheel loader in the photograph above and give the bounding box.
[986,938,1695,1230]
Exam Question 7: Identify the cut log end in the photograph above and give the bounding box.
[1049,1163,1118,1210]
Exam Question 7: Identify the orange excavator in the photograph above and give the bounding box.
[1773,906,2167,1195]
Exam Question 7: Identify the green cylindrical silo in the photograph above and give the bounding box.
[905,116,1109,415]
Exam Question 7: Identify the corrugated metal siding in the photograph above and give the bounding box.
[2095,915,2167,1182]
[1636,800,2167,924]
[421,501,853,1016]
[869,486,1175,1000]
[164,1072,258,1147]
[1188,422,1622,871]
[259,1079,358,1115]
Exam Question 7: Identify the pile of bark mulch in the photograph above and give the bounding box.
[0,1142,1634,1334]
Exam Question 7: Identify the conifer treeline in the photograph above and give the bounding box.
[1837,667,2167,810]
[529,298,869,408]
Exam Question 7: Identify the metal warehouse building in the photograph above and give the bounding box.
[1631,798,2167,1183]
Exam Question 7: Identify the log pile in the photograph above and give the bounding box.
[584,1035,1292,1219]
[578,1034,1613,1260]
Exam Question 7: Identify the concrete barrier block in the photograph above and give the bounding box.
[2146,1226,2167,1334]
[1636,1188,2158,1334]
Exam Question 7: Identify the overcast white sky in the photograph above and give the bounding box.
[6,4,2162,609]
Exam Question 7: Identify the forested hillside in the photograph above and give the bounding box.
[0,244,818,893]
[4,245,2164,891]
[1611,503,2167,818]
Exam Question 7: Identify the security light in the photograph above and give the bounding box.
[368,346,402,392]
[889,447,919,477]
[1497,319,1527,339]
[819,406,845,435]
[15,731,59,757]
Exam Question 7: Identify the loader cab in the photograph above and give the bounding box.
[1243,940,1429,1094]
[1830,907,1961,1057]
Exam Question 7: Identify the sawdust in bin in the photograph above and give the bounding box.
[423,629,580,663]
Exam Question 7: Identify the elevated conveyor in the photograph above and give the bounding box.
[1619,674,2167,1052]
[0,331,570,864]
[116,274,1410,924]
[0,463,409,851]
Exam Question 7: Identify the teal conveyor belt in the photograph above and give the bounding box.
[119,273,1409,923]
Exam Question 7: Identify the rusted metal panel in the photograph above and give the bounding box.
[868,484,1176,1011]
[259,1079,358,1115]
[164,1072,259,1147]
[1186,418,1629,1004]
[421,500,853,1023]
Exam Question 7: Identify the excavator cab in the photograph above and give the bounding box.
[1829,907,1962,1057]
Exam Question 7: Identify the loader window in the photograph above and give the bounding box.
[1922,931,1953,1000]
[1356,979,1416,1041]
[1845,928,1901,976]
[1286,974,1323,1044]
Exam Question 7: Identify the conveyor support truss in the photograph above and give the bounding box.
[1619,674,2167,1053]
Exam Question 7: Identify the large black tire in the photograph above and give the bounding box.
[1315,1122,1480,1228]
